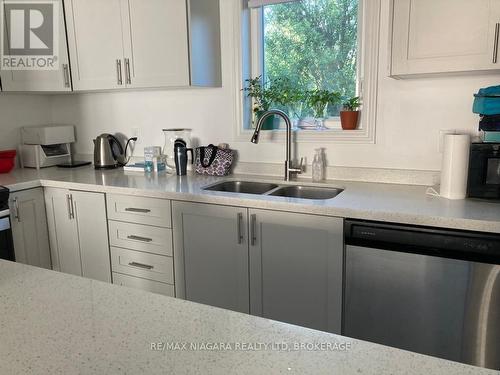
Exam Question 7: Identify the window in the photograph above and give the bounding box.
[263,0,359,118]
[238,0,380,143]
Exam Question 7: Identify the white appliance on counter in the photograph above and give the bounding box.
[20,125,75,169]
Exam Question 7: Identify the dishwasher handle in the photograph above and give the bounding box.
[344,220,500,265]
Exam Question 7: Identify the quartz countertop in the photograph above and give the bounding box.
[0,260,497,375]
[1,166,500,233]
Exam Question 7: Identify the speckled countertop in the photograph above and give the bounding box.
[1,166,500,233]
[0,260,497,375]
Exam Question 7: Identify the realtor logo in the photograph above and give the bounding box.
[1,0,59,70]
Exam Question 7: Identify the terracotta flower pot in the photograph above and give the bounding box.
[340,111,359,130]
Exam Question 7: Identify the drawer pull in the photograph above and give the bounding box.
[127,235,153,243]
[494,23,500,64]
[116,59,123,85]
[237,212,244,244]
[13,198,21,222]
[251,214,257,246]
[128,262,154,270]
[125,207,151,213]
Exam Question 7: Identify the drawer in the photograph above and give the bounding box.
[113,272,175,297]
[108,220,173,256]
[107,194,171,228]
[111,247,174,284]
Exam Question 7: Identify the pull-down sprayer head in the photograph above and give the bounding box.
[251,109,291,144]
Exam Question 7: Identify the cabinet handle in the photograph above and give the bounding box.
[237,212,244,244]
[128,262,154,270]
[63,64,70,88]
[127,235,153,243]
[13,198,21,222]
[116,59,123,85]
[124,58,131,84]
[67,194,75,220]
[494,23,500,64]
[250,214,257,246]
[125,207,151,214]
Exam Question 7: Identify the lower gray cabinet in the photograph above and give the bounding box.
[9,188,51,269]
[248,209,343,333]
[45,188,111,283]
[172,201,249,313]
[172,200,344,333]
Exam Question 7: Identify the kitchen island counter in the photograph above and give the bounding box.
[0,260,497,375]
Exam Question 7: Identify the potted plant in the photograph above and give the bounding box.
[340,96,361,130]
[243,76,275,130]
[286,87,305,130]
[306,89,341,130]
[271,78,304,130]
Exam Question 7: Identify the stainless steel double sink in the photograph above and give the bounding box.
[203,181,343,200]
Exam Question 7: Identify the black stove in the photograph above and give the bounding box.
[0,186,15,262]
[0,186,9,211]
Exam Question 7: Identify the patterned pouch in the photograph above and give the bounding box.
[194,145,235,176]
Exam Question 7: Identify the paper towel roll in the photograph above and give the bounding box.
[440,134,470,200]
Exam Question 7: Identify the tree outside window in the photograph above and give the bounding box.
[262,0,358,118]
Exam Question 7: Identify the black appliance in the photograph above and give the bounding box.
[0,187,15,262]
[344,219,500,370]
[467,142,500,200]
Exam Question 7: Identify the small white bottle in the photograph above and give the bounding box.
[311,149,325,182]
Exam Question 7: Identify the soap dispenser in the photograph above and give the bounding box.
[312,149,325,182]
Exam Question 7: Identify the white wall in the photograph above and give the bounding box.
[49,0,500,173]
[0,94,52,151]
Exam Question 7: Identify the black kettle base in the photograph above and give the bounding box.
[94,164,121,170]
[57,161,92,169]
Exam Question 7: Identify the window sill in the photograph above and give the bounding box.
[234,126,375,144]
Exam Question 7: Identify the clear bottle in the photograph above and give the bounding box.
[311,149,325,182]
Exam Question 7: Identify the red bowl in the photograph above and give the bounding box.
[0,149,17,173]
[0,150,16,159]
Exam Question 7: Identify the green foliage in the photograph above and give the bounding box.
[263,0,358,116]
[243,76,292,114]
[342,96,361,111]
[243,76,342,119]
[243,76,268,113]
[306,89,341,118]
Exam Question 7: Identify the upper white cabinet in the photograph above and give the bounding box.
[64,0,126,90]
[0,0,72,92]
[65,0,221,91]
[9,188,51,269]
[123,0,190,89]
[390,0,500,77]
[45,188,111,283]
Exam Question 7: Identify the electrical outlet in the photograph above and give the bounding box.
[438,129,457,153]
[131,128,142,144]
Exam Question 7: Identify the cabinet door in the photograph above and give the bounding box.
[0,0,72,91]
[64,0,125,90]
[9,188,51,269]
[72,191,111,283]
[44,187,81,275]
[121,0,190,88]
[249,209,343,334]
[391,0,500,76]
[172,201,249,313]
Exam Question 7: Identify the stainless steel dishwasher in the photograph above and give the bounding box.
[344,219,500,370]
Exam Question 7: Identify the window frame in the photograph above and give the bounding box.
[234,0,381,144]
